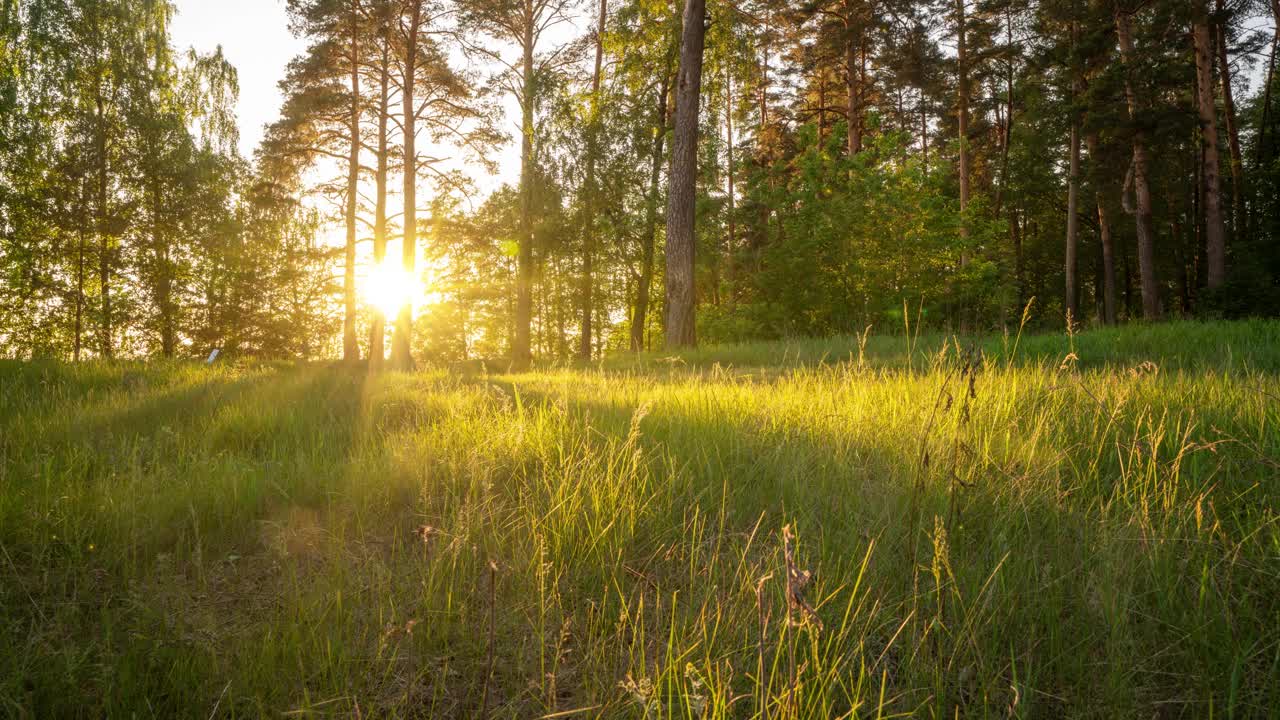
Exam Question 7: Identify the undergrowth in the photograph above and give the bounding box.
[1,321,1277,718]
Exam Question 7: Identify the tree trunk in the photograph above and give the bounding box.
[578,0,605,361]
[369,28,391,373]
[631,72,670,353]
[74,178,87,362]
[845,1,861,156]
[759,7,769,132]
[1214,1,1245,240]
[1258,6,1278,169]
[725,64,736,308]
[1065,22,1082,325]
[93,8,112,359]
[956,0,970,249]
[992,2,1015,219]
[1086,132,1117,324]
[392,2,421,369]
[1012,207,1024,309]
[817,71,827,143]
[1172,215,1191,313]
[920,92,928,174]
[1066,120,1081,325]
[343,0,361,363]
[1193,11,1227,289]
[513,0,536,370]
[1115,7,1161,319]
[151,181,175,358]
[664,0,706,350]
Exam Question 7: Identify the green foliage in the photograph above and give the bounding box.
[0,0,338,361]
[727,128,1004,338]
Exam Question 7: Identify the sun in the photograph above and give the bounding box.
[365,260,422,319]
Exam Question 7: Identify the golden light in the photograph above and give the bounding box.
[365,260,422,319]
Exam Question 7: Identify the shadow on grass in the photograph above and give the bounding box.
[470,370,1279,718]
[4,360,1276,718]
[0,363,374,718]
[598,318,1280,376]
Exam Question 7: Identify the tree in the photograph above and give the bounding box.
[366,0,399,372]
[271,0,367,363]
[391,0,424,369]
[392,0,497,368]
[1114,3,1160,319]
[457,0,580,370]
[578,0,606,360]
[1214,0,1245,241]
[955,0,972,249]
[84,0,134,358]
[1192,2,1226,289]
[664,0,706,349]
[1065,20,1082,324]
[610,0,678,353]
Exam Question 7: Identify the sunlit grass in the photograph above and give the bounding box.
[1,320,1278,718]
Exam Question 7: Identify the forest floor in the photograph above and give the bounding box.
[2,320,1279,719]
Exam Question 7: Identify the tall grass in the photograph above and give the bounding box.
[1,321,1277,718]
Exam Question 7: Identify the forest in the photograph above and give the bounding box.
[2,0,1277,365]
[3,1,1280,718]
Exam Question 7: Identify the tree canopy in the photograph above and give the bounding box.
[2,0,1278,363]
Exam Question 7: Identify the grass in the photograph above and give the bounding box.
[1,320,1278,718]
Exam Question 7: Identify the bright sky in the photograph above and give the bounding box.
[168,0,527,196]
[170,0,305,160]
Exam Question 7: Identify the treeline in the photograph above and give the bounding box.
[0,0,339,360]
[2,0,1279,364]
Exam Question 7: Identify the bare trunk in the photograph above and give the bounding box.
[578,0,606,361]
[992,3,1015,219]
[1123,241,1135,314]
[343,0,361,363]
[74,178,86,362]
[920,93,928,173]
[369,30,391,373]
[956,0,970,250]
[725,65,736,307]
[1258,10,1278,168]
[1066,122,1081,325]
[1214,1,1245,239]
[859,44,868,145]
[845,3,861,156]
[631,73,670,352]
[1193,12,1226,288]
[151,181,175,358]
[759,9,769,131]
[513,1,536,370]
[1086,132,1117,324]
[392,2,421,369]
[1116,7,1161,319]
[817,72,827,143]
[93,9,112,359]
[665,0,706,349]
[1065,23,1081,324]
[1012,208,1023,307]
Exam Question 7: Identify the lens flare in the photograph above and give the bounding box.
[365,260,420,319]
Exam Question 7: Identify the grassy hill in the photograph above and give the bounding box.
[1,321,1278,718]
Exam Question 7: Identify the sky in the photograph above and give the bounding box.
[167,0,534,267]
[169,0,306,160]
[168,0,530,196]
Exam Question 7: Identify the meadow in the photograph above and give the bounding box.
[1,320,1278,719]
